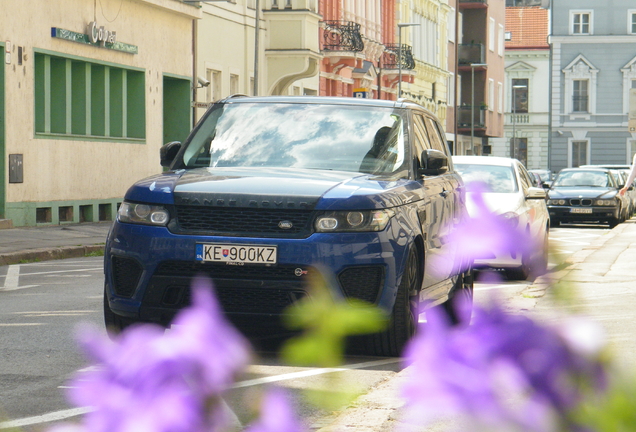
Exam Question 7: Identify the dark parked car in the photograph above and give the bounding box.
[103,95,473,356]
[547,167,623,227]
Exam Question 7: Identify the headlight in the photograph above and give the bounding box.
[595,199,617,206]
[118,202,170,226]
[315,210,393,232]
[499,211,520,228]
[548,199,566,205]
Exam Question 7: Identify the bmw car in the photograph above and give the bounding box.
[547,167,623,228]
[103,95,473,356]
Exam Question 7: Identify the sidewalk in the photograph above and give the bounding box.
[0,222,111,266]
[317,220,636,431]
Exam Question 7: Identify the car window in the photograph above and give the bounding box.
[553,171,611,187]
[182,103,407,175]
[517,164,534,190]
[422,116,448,154]
[454,163,518,193]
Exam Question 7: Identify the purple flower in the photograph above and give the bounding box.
[245,387,307,432]
[401,302,607,431]
[65,277,252,432]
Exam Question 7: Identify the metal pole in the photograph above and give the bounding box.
[253,0,259,96]
[398,28,402,98]
[471,66,475,155]
[512,89,516,159]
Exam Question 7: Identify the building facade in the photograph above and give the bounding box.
[550,0,636,171]
[455,0,506,155]
[0,0,199,226]
[490,5,550,170]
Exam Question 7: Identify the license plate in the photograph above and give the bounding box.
[570,208,593,214]
[196,244,277,265]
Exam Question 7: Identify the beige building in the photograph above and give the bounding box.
[0,0,200,226]
[192,0,321,124]
[398,0,452,126]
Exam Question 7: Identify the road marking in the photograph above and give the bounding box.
[19,267,102,277]
[12,358,400,430]
[0,407,93,429]
[0,265,39,291]
[0,323,43,327]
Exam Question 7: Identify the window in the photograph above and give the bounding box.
[498,24,504,57]
[448,7,456,43]
[572,80,589,112]
[571,140,588,167]
[571,11,592,35]
[629,10,636,34]
[34,52,145,139]
[230,74,239,95]
[206,69,221,102]
[447,73,455,107]
[629,140,636,163]
[488,79,494,111]
[512,78,528,113]
[489,17,496,52]
[498,82,503,113]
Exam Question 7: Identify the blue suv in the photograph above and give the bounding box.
[104,96,473,356]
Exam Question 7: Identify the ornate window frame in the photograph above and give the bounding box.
[562,55,598,119]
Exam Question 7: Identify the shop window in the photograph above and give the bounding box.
[34,52,145,140]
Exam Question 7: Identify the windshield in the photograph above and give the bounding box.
[182,102,406,174]
[454,163,518,193]
[553,170,612,187]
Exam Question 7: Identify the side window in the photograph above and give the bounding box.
[422,116,448,154]
[517,164,534,190]
[413,115,433,154]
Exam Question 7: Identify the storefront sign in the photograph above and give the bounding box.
[51,23,138,54]
[353,88,369,98]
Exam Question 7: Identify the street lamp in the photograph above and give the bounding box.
[511,84,527,159]
[469,63,487,155]
[397,23,419,98]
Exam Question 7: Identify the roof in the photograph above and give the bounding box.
[505,6,549,50]
[452,156,516,167]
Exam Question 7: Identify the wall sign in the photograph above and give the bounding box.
[51,22,138,54]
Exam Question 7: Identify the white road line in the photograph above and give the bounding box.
[0,407,93,429]
[7,358,401,430]
[0,265,38,291]
[18,267,102,277]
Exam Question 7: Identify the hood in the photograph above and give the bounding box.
[548,187,617,200]
[124,167,419,210]
[465,191,523,217]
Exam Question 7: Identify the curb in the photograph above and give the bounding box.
[0,245,104,266]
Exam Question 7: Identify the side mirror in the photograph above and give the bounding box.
[526,186,547,200]
[419,149,449,176]
[160,141,182,168]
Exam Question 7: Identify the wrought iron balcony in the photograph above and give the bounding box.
[382,44,416,70]
[322,21,364,52]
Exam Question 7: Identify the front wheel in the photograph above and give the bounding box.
[367,246,420,357]
[442,269,474,325]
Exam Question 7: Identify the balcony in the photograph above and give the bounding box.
[459,0,488,9]
[457,106,486,131]
[507,112,549,126]
[458,43,485,66]
[381,44,416,70]
[322,21,364,52]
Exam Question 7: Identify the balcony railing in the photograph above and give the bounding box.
[382,44,416,70]
[459,0,488,6]
[322,21,364,52]
[507,112,549,126]
[457,106,486,129]
[458,43,485,66]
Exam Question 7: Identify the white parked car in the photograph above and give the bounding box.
[453,156,550,280]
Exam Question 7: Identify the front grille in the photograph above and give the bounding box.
[173,206,314,237]
[165,285,307,315]
[155,261,319,280]
[569,199,592,206]
[338,266,384,304]
[111,256,143,298]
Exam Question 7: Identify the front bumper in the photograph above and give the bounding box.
[548,206,619,223]
[104,220,412,326]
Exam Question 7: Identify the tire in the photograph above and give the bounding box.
[367,246,420,357]
[442,269,474,325]
[608,217,620,228]
[505,252,531,281]
[103,285,136,337]
[530,227,549,279]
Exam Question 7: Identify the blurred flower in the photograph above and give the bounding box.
[401,301,608,432]
[63,277,252,432]
[245,387,307,432]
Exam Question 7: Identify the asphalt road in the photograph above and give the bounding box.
[0,224,611,431]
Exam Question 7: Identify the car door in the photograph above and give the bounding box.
[411,113,456,288]
[517,162,548,239]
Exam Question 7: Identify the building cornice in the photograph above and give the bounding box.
[549,35,636,44]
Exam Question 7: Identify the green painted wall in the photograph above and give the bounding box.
[5,198,122,227]
[163,76,192,145]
